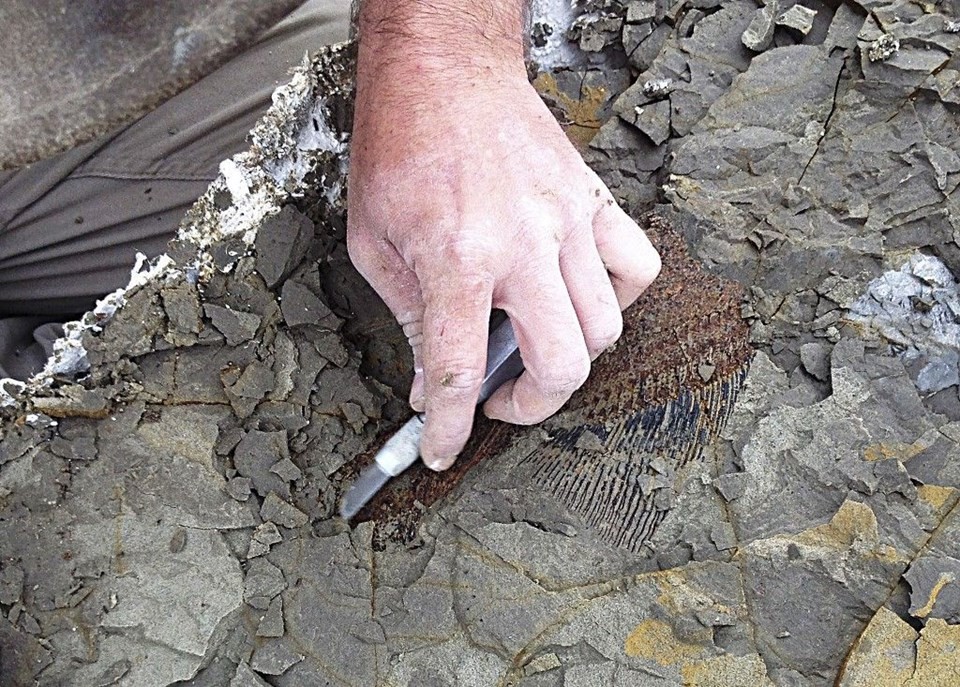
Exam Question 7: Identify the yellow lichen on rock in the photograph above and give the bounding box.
[679,654,774,687]
[838,606,917,687]
[788,499,907,565]
[913,572,956,619]
[916,484,958,518]
[840,609,960,686]
[796,499,880,549]
[862,439,932,463]
[624,618,709,665]
[532,72,608,148]
[905,618,960,686]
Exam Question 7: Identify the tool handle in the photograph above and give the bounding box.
[376,414,426,476]
[374,317,523,476]
[478,318,524,404]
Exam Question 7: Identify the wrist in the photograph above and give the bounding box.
[356,0,527,76]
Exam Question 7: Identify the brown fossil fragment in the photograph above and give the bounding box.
[342,214,752,553]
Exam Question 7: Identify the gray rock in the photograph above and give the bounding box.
[0,564,24,605]
[93,659,132,686]
[257,596,285,638]
[625,0,656,24]
[248,522,283,559]
[280,278,339,329]
[711,522,738,551]
[777,5,817,35]
[204,304,261,346]
[250,640,304,675]
[260,492,309,529]
[270,457,303,483]
[628,22,671,71]
[825,1,863,50]
[233,430,291,499]
[633,98,672,145]
[244,558,286,610]
[161,283,202,337]
[230,663,272,687]
[713,472,750,501]
[73,516,244,685]
[915,354,960,394]
[699,45,843,137]
[799,342,832,382]
[905,555,960,623]
[742,2,779,52]
[677,8,706,37]
[225,361,276,406]
[254,205,314,289]
[226,477,252,502]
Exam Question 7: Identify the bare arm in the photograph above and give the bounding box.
[347,0,661,470]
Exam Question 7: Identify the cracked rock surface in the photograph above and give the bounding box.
[2,0,960,684]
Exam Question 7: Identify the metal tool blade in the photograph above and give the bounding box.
[340,463,391,520]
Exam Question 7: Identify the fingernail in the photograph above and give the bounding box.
[409,373,425,412]
[426,457,454,472]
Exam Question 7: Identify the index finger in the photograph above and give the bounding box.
[417,262,494,471]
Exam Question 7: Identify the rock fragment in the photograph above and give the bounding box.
[94,659,132,686]
[0,564,24,605]
[905,556,960,622]
[776,5,816,36]
[253,205,314,289]
[260,492,309,528]
[243,558,286,610]
[161,283,202,340]
[230,663,272,687]
[280,275,340,329]
[223,361,276,417]
[257,596,285,638]
[633,99,672,144]
[227,476,252,501]
[247,522,283,559]
[204,303,261,346]
[32,386,109,419]
[915,354,960,394]
[270,457,302,483]
[233,430,292,498]
[799,342,831,382]
[742,2,778,52]
[249,640,304,675]
[625,0,655,24]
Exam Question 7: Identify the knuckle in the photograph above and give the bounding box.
[346,230,375,267]
[540,357,591,396]
[583,310,623,352]
[437,230,496,270]
[425,431,467,459]
[430,365,485,395]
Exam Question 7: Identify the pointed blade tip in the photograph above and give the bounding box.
[339,464,391,520]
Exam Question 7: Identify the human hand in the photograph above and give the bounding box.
[346,2,661,471]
